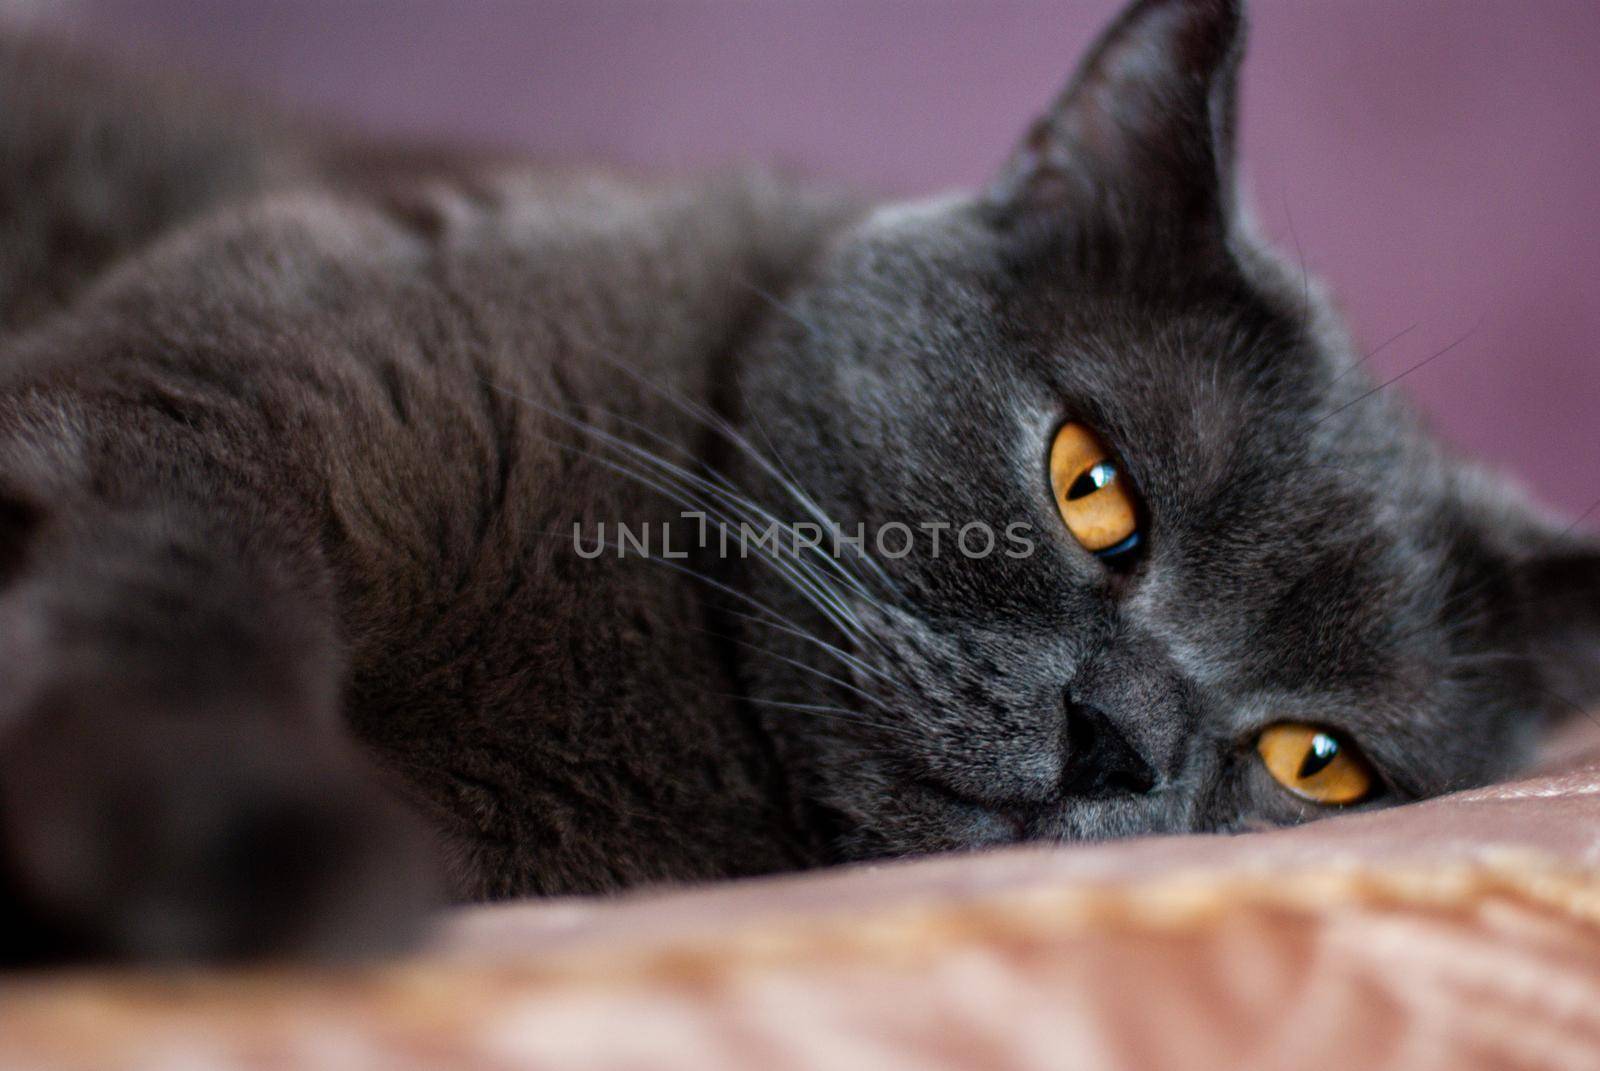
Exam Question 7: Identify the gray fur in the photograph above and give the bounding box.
[0,0,1595,963]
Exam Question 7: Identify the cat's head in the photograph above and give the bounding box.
[733,0,1600,857]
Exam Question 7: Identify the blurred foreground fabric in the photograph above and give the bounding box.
[6,730,1600,1070]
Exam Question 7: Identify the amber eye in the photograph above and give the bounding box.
[1256,724,1374,806]
[1049,422,1141,558]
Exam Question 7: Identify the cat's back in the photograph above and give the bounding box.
[0,148,853,896]
[0,29,315,330]
[255,167,849,894]
[0,27,860,895]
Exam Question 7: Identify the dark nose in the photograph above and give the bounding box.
[1063,626,1194,793]
[1060,700,1157,797]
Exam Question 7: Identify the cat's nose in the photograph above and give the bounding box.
[1060,701,1157,797]
[1064,628,1194,790]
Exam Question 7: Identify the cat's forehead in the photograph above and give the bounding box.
[808,207,1443,531]
[822,207,1467,605]
[884,210,1410,456]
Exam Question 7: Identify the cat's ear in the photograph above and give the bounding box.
[1455,470,1600,716]
[1513,540,1600,713]
[986,0,1244,260]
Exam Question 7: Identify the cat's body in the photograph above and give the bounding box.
[2,0,1598,963]
[0,34,861,954]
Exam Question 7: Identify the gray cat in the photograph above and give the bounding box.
[1,0,1594,963]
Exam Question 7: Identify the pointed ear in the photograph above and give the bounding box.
[1515,543,1600,712]
[986,0,1245,260]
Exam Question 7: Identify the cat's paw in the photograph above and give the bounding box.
[0,711,439,965]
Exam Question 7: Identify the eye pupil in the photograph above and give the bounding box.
[1065,461,1117,501]
[1257,723,1374,806]
[1296,732,1339,779]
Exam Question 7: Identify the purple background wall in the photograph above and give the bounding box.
[44,0,1600,522]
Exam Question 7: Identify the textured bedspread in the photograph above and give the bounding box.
[7,735,1600,1071]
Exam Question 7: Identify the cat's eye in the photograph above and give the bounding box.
[1049,422,1141,560]
[1256,723,1374,806]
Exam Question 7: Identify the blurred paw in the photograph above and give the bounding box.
[0,712,439,965]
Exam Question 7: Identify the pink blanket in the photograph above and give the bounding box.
[7,736,1600,1070]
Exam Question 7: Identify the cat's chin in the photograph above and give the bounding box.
[908,778,1031,846]
[823,779,1027,861]
[831,775,1202,860]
